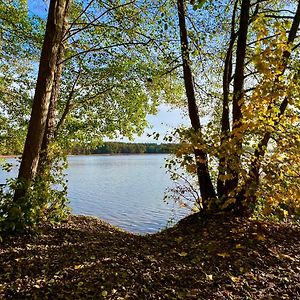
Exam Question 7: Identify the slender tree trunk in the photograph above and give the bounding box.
[217,0,238,198]
[224,0,250,201]
[177,0,216,209]
[37,40,65,175]
[55,69,82,136]
[14,0,71,201]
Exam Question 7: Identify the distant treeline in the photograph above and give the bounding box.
[70,142,179,155]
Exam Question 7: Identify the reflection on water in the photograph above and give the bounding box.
[0,155,189,233]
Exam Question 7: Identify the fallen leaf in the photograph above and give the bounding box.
[256,234,266,241]
[74,265,83,270]
[206,274,213,281]
[217,252,230,258]
[229,276,240,283]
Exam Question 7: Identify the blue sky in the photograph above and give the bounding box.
[29,0,48,15]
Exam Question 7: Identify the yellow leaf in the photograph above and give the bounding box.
[178,251,188,257]
[229,276,240,283]
[101,290,108,297]
[74,265,83,270]
[283,210,289,217]
[206,274,213,281]
[217,252,230,258]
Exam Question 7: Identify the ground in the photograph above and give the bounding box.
[0,213,299,299]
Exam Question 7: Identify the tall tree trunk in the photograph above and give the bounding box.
[224,0,250,201]
[37,38,66,175]
[239,1,300,205]
[177,0,216,209]
[217,0,238,198]
[14,0,71,201]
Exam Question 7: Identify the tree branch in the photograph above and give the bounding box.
[64,0,135,41]
[60,40,153,64]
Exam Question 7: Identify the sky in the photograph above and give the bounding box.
[118,104,189,143]
[29,0,48,15]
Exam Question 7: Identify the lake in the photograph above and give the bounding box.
[0,155,189,233]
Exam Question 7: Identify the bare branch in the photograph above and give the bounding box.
[264,15,295,19]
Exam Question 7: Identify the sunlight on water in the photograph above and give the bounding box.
[0,155,189,233]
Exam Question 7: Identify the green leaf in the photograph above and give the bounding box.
[101,290,108,297]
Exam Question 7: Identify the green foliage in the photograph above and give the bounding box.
[1,0,184,155]
[0,146,70,234]
[0,0,42,155]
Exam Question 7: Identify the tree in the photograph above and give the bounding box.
[14,0,72,200]
[171,0,300,217]
[177,0,216,209]
[1,0,183,158]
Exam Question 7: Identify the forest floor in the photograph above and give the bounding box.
[0,213,300,299]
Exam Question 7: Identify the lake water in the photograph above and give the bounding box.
[0,155,189,233]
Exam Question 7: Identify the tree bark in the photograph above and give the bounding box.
[177,0,216,209]
[37,36,66,175]
[224,0,250,200]
[14,0,71,200]
[217,0,238,198]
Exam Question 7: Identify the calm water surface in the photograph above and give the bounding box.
[0,155,188,233]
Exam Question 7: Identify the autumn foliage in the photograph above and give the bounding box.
[172,0,300,218]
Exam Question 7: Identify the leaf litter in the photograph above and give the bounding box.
[0,213,299,299]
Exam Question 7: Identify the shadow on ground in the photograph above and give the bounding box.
[0,214,300,299]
